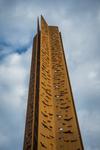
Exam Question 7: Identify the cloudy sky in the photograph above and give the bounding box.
[0,0,100,149]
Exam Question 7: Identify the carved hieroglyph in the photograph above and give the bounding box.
[23,16,84,150]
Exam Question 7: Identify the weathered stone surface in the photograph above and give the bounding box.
[23,16,84,150]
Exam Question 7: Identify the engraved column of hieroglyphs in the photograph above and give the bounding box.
[49,26,83,150]
[38,17,56,150]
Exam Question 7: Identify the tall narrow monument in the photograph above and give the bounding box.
[23,16,84,150]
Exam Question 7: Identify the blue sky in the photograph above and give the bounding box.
[0,0,100,149]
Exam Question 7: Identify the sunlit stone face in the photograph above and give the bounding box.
[23,16,84,150]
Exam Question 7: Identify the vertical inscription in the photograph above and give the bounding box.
[23,16,84,150]
[49,27,83,150]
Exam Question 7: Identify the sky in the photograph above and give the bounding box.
[0,0,100,149]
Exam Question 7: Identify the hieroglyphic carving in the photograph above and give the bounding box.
[23,16,84,150]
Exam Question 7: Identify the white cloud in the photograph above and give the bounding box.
[0,132,9,146]
[0,48,31,108]
[0,46,32,150]
[78,109,100,150]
